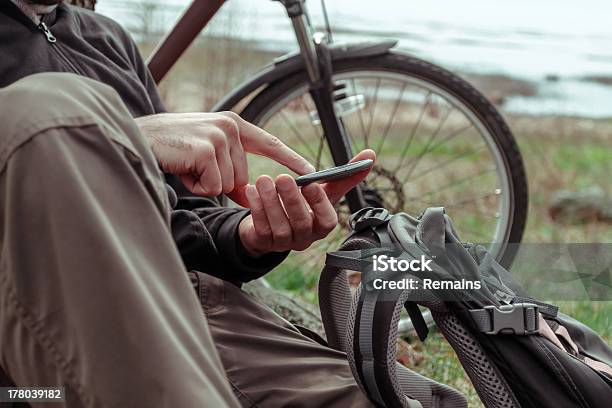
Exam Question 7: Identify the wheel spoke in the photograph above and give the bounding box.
[339,82,361,151]
[454,225,491,240]
[441,190,500,208]
[438,201,500,219]
[409,144,486,181]
[401,102,453,180]
[393,91,432,172]
[407,167,496,200]
[376,82,407,154]
[414,194,500,216]
[427,122,472,154]
[298,95,327,169]
[278,110,318,161]
[299,95,321,138]
[365,78,381,148]
[315,134,325,170]
[351,78,367,139]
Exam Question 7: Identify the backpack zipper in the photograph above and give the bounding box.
[38,22,57,43]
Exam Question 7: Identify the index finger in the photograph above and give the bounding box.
[236,119,315,175]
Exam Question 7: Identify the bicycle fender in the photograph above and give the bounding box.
[212,40,398,112]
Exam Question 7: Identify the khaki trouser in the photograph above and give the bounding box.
[191,271,372,407]
[0,73,372,407]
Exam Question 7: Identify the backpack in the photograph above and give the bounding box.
[318,207,612,408]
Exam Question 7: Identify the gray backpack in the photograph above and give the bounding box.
[318,207,612,408]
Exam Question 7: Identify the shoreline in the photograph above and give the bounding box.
[141,34,612,120]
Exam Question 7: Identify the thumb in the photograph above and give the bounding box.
[323,149,376,204]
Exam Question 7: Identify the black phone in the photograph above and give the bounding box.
[295,159,373,187]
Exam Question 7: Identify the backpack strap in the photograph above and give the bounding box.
[514,297,559,318]
[349,284,426,408]
[318,209,467,408]
[319,207,394,352]
[325,248,386,272]
[404,301,430,341]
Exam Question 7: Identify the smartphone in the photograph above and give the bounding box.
[295,159,373,187]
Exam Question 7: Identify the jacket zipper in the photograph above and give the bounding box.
[37,18,84,75]
[37,22,56,43]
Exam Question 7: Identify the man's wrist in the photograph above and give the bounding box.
[237,217,266,258]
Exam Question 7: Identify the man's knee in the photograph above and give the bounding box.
[0,73,152,175]
[1,72,127,127]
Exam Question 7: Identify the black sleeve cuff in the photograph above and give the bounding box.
[216,209,289,282]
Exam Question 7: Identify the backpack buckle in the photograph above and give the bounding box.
[481,303,540,335]
[349,207,390,232]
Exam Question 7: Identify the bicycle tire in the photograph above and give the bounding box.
[239,52,528,265]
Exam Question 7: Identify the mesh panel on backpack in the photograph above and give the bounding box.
[395,367,469,408]
[433,311,516,408]
[347,284,366,393]
[387,290,421,404]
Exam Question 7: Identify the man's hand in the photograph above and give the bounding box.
[135,112,315,196]
[237,150,376,257]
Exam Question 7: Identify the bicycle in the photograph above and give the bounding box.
[146,0,528,267]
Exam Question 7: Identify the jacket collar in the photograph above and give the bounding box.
[10,0,57,24]
[1,0,60,28]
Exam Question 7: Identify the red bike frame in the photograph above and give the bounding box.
[146,0,226,84]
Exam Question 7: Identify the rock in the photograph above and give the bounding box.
[242,279,325,337]
[396,338,424,367]
[545,74,561,82]
[549,187,612,224]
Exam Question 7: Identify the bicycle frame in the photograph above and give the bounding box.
[146,1,319,89]
[147,0,225,83]
[146,0,369,211]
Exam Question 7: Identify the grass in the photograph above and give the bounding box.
[557,301,612,339]
[408,332,483,406]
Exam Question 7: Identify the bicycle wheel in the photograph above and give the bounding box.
[240,52,528,265]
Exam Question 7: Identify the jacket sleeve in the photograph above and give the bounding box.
[117,23,166,114]
[169,186,289,284]
[116,28,287,282]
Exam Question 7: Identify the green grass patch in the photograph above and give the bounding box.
[557,301,612,340]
